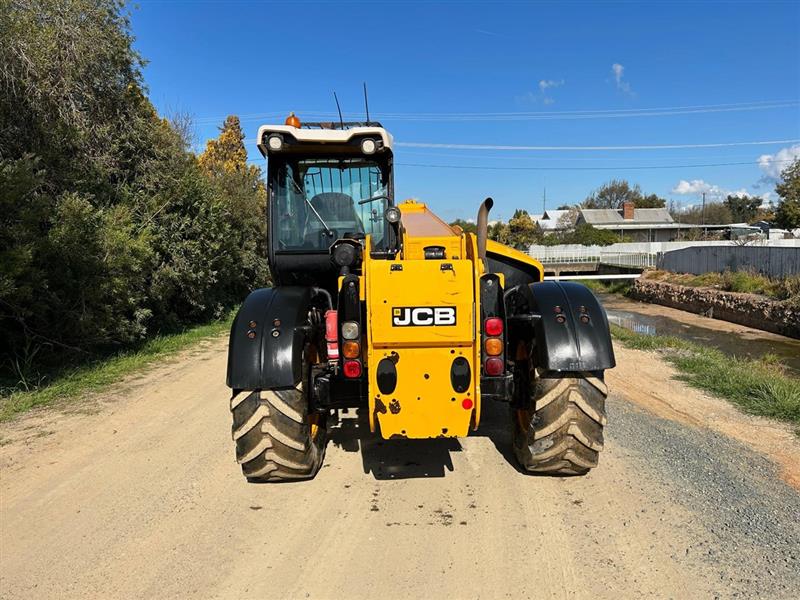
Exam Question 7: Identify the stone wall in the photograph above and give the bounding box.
[629,279,800,339]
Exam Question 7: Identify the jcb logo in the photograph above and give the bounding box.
[392,306,456,327]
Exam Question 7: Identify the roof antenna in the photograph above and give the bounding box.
[333,91,344,129]
[363,82,371,125]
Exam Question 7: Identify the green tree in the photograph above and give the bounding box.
[0,1,270,384]
[724,194,761,223]
[449,219,477,234]
[636,193,667,208]
[583,179,642,208]
[199,115,270,297]
[543,223,622,246]
[487,221,507,243]
[674,202,733,225]
[775,159,800,230]
[583,180,665,209]
[499,209,541,250]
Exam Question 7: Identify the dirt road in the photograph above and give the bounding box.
[2,337,799,599]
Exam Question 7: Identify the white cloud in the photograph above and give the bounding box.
[611,63,624,83]
[757,144,800,182]
[611,63,633,95]
[673,179,716,196]
[538,79,564,92]
[672,179,750,201]
[525,78,564,105]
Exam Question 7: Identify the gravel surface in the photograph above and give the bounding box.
[610,399,800,598]
[608,401,800,598]
[1,337,799,599]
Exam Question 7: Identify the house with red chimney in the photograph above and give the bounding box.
[575,202,675,242]
[535,201,761,241]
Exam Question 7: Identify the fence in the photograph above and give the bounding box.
[533,249,658,269]
[598,252,659,269]
[528,238,799,260]
[658,246,800,279]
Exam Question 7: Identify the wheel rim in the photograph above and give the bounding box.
[308,412,320,440]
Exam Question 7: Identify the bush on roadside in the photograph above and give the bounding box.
[0,1,268,390]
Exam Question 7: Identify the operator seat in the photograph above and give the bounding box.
[304,192,365,247]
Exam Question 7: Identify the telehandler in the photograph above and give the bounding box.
[226,115,615,481]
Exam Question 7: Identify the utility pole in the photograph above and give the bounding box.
[701,192,706,226]
[542,186,546,214]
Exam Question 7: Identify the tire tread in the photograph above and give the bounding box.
[514,371,606,476]
[231,387,325,483]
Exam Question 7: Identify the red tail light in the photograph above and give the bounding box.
[343,360,362,378]
[325,310,339,361]
[484,317,503,337]
[485,357,504,376]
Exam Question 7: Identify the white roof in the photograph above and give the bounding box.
[536,209,571,231]
[256,124,393,156]
[542,209,569,221]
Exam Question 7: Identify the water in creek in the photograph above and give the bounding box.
[597,292,800,377]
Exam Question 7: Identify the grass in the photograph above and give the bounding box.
[0,315,234,422]
[645,269,800,307]
[610,324,800,429]
[578,278,633,295]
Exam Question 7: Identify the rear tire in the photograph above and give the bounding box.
[512,370,607,475]
[230,381,327,483]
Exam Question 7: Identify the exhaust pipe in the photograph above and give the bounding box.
[476,197,494,262]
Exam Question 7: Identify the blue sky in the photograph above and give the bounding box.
[132,0,800,222]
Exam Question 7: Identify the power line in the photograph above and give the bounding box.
[194,99,799,124]
[395,139,800,151]
[246,158,796,171]
[356,103,800,122]
[242,138,799,150]
[395,159,797,171]
[395,150,769,162]
[365,99,796,117]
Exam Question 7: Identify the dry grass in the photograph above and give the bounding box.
[611,325,800,430]
[645,270,800,307]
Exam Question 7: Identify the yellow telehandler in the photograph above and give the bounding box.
[226,116,615,481]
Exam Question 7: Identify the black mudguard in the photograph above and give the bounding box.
[517,281,616,372]
[226,286,313,391]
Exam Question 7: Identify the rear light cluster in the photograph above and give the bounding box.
[341,320,362,378]
[483,317,505,376]
[324,310,339,360]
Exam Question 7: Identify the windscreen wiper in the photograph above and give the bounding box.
[305,199,333,235]
[289,178,333,235]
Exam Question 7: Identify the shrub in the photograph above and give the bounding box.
[0,2,268,389]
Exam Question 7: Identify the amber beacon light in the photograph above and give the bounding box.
[285,112,301,128]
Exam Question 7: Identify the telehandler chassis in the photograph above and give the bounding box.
[226,118,615,481]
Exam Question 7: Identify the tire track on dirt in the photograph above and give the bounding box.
[2,337,799,599]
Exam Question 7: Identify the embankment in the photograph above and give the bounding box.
[629,279,800,339]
